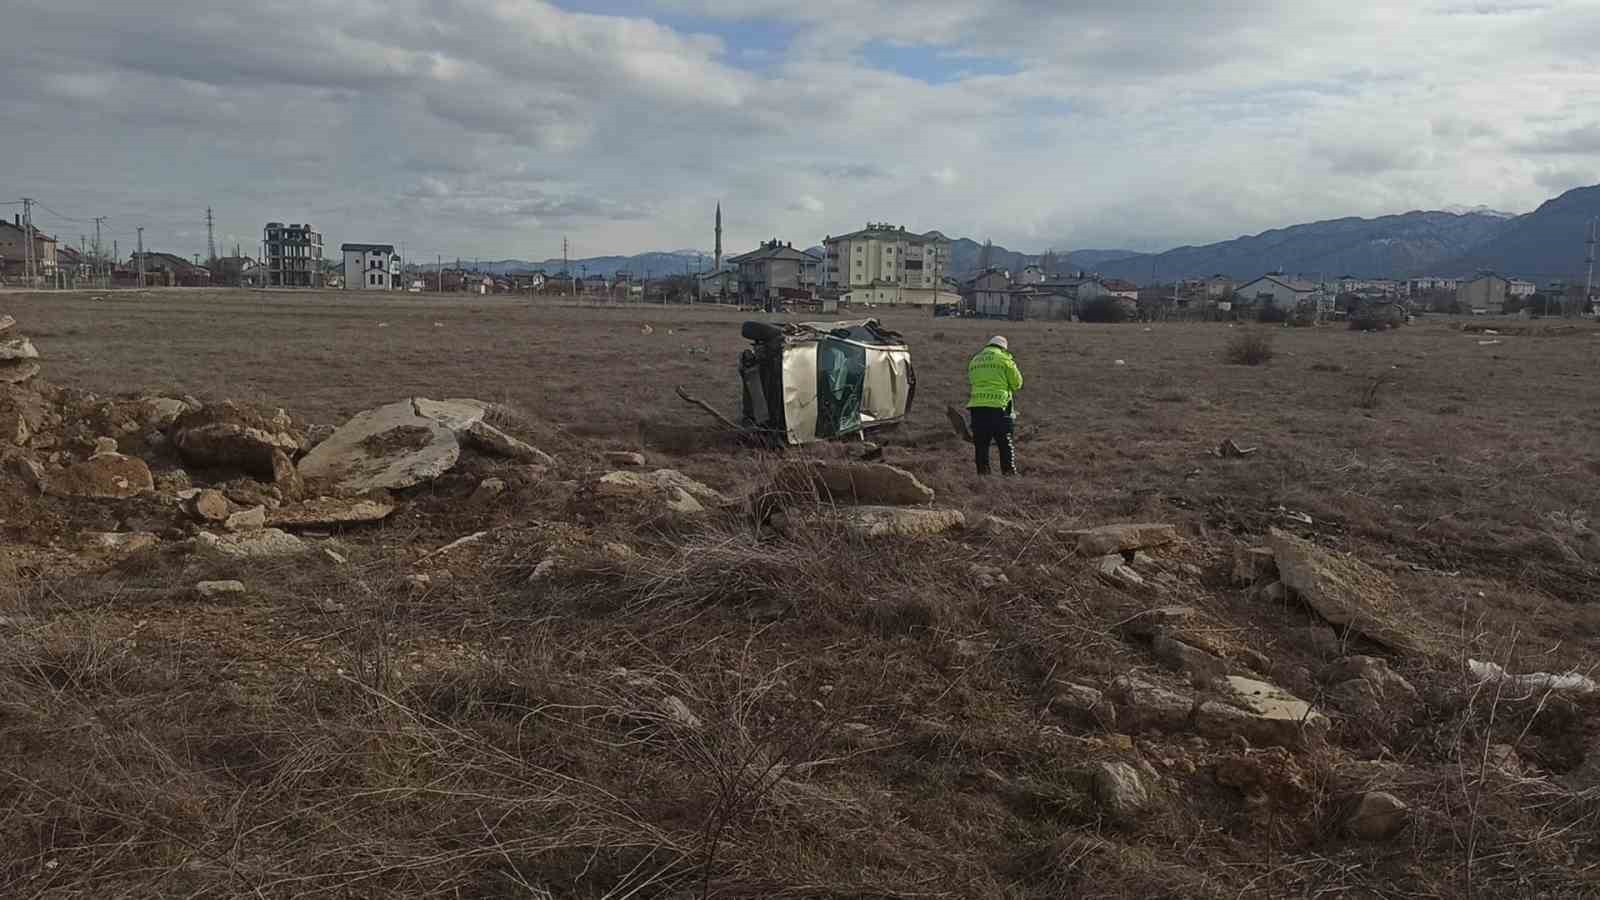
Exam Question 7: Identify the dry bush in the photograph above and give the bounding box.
[1357,371,1398,409]
[1224,329,1275,365]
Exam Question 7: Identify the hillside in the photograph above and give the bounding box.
[1436,185,1600,282]
[946,238,1141,278]
[1095,211,1510,283]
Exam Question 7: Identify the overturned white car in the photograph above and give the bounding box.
[738,318,916,445]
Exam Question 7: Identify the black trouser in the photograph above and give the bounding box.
[969,406,1016,476]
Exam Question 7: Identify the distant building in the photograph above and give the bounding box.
[1205,274,1236,298]
[131,251,211,286]
[1101,278,1139,299]
[697,269,736,302]
[341,243,399,290]
[962,269,1013,316]
[1407,276,1459,294]
[263,222,323,287]
[0,215,57,280]
[731,239,820,308]
[1018,264,1046,285]
[821,222,952,305]
[1508,278,1536,298]
[1457,273,1510,315]
[1234,273,1318,309]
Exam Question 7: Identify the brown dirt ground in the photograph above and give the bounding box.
[4,287,1600,897]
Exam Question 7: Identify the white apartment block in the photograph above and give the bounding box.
[341,242,399,290]
[821,223,951,302]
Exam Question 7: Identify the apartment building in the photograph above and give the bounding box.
[730,239,820,307]
[263,221,323,287]
[341,242,399,290]
[821,223,951,305]
[0,215,57,280]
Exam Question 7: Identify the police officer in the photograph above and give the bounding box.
[966,335,1023,476]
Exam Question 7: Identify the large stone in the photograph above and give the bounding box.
[1195,675,1329,748]
[270,448,305,500]
[1091,761,1152,817]
[188,488,230,523]
[1052,682,1117,727]
[1096,554,1148,590]
[0,315,13,334]
[604,450,646,467]
[805,461,935,506]
[1345,791,1409,840]
[411,397,555,464]
[1266,528,1429,655]
[1152,634,1228,685]
[297,400,459,493]
[1108,675,1195,732]
[0,360,41,384]
[194,528,309,559]
[0,337,39,360]
[44,452,154,499]
[195,580,247,601]
[1073,523,1178,556]
[839,505,965,538]
[1122,605,1199,638]
[0,386,49,446]
[171,401,302,475]
[597,469,710,515]
[1232,547,1277,585]
[267,495,396,528]
[3,451,45,489]
[225,506,267,531]
[1322,655,1418,703]
[140,396,190,429]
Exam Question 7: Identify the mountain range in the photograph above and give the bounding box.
[463,184,1600,286]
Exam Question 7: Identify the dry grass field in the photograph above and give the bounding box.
[3,287,1600,897]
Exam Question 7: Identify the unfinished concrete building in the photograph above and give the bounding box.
[263,222,323,288]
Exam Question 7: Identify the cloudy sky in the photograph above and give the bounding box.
[5,0,1599,263]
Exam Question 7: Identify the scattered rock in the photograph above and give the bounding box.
[1073,522,1178,556]
[0,314,13,334]
[1345,791,1409,840]
[195,580,247,601]
[188,488,230,523]
[140,396,189,429]
[1092,761,1153,817]
[1266,528,1428,655]
[297,400,459,493]
[1257,580,1288,603]
[44,452,154,499]
[3,451,45,489]
[267,495,397,528]
[224,506,268,531]
[270,449,305,500]
[1108,675,1195,732]
[405,574,431,591]
[0,337,39,360]
[974,514,1027,535]
[1196,676,1329,748]
[804,461,936,506]
[529,557,559,581]
[195,528,308,559]
[838,505,965,538]
[658,695,702,730]
[0,360,42,384]
[1122,605,1197,638]
[171,401,302,476]
[1096,554,1148,589]
[303,423,336,449]
[604,450,647,467]
[1295,625,1343,659]
[1232,547,1277,585]
[1052,682,1116,727]
[1217,437,1258,458]
[83,531,160,554]
[594,469,731,516]
[470,477,507,504]
[1467,659,1598,694]
[1152,634,1228,685]
[1322,655,1418,703]
[323,547,348,565]
[1215,747,1314,809]
[308,597,346,614]
[92,436,119,456]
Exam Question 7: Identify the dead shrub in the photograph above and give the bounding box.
[1357,372,1398,409]
[1224,329,1275,366]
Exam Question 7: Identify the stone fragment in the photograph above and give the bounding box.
[805,461,935,506]
[44,452,153,499]
[411,397,555,464]
[140,396,189,429]
[603,450,646,467]
[1108,675,1194,732]
[93,436,118,455]
[225,506,267,531]
[1092,761,1152,817]
[171,401,302,476]
[1096,554,1147,589]
[1073,522,1178,556]
[659,695,703,730]
[1195,675,1329,748]
[0,315,13,334]
[1345,791,1409,840]
[1267,528,1427,655]
[83,531,160,554]
[1122,605,1198,638]
[470,477,507,504]
[189,489,230,523]
[838,505,965,538]
[594,469,730,516]
[0,337,39,360]
[195,580,247,601]
[195,528,308,559]
[266,494,396,528]
[1152,633,1228,685]
[0,360,41,384]
[1322,655,1418,703]
[297,400,458,493]
[1232,547,1277,585]
[405,574,431,591]
[3,452,45,489]
[270,449,304,500]
[1052,682,1116,727]
[322,547,349,565]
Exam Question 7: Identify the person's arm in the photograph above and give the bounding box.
[1006,355,1023,392]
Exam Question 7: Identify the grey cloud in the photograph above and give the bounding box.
[1520,124,1600,155]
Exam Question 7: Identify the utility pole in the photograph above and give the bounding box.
[93,216,106,285]
[1584,219,1596,319]
[20,198,34,287]
[136,227,145,288]
[437,254,442,292]
[206,207,217,267]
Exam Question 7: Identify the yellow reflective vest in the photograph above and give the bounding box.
[967,345,1023,409]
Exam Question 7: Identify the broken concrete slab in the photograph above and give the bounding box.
[224,506,267,531]
[0,337,39,360]
[1195,675,1329,748]
[596,470,711,515]
[297,400,459,493]
[603,450,646,467]
[194,528,309,559]
[266,495,397,528]
[805,461,936,506]
[838,505,965,538]
[171,401,302,475]
[1052,682,1117,728]
[412,397,555,464]
[195,580,247,601]
[1266,528,1430,656]
[1152,634,1228,685]
[0,360,41,384]
[44,452,154,499]
[1108,674,1195,732]
[1073,522,1178,556]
